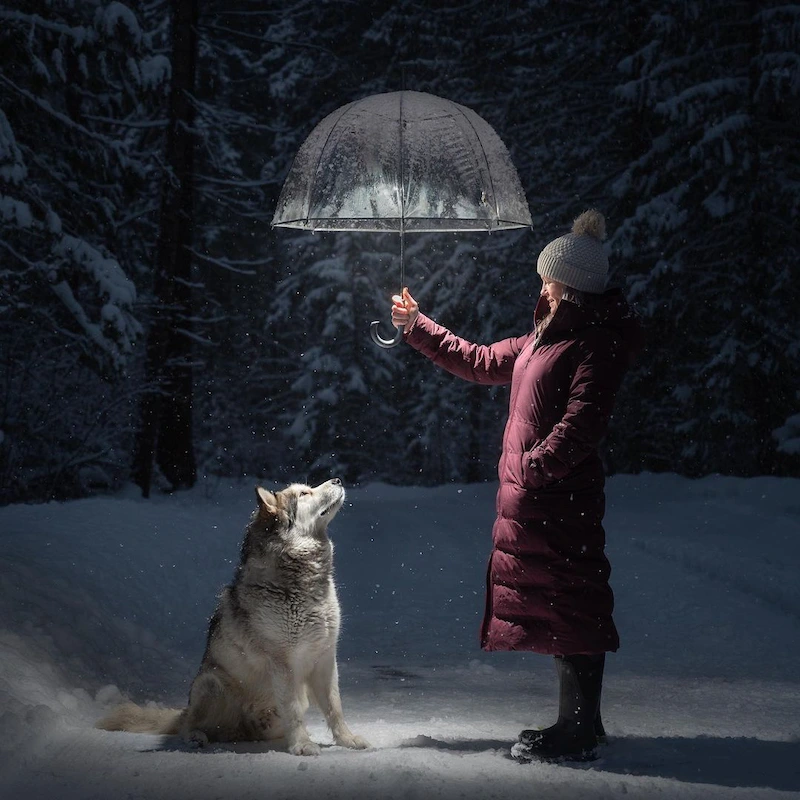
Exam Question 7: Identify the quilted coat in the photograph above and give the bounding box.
[404,289,642,655]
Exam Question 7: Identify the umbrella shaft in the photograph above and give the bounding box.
[399,231,405,293]
[398,89,406,294]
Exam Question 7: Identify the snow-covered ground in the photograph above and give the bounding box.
[1,473,799,799]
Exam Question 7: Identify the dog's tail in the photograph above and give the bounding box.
[96,702,183,735]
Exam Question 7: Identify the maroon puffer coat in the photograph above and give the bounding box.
[404,289,642,655]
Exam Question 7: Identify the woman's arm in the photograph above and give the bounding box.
[405,312,528,386]
[391,287,529,385]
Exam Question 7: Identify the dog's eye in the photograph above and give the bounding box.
[299,490,311,497]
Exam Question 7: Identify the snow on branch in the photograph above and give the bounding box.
[139,54,171,90]
[54,236,136,307]
[773,413,800,456]
[0,194,34,228]
[175,328,218,346]
[195,174,273,188]
[47,235,141,368]
[82,114,169,129]
[758,5,800,23]
[610,186,689,260]
[654,78,747,121]
[187,248,258,275]
[696,113,750,150]
[0,109,27,185]
[97,2,142,45]
[0,75,128,158]
[0,8,96,45]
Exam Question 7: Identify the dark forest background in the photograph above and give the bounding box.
[1,0,798,504]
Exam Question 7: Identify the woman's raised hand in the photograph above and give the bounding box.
[391,287,419,332]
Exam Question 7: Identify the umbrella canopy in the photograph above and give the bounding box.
[272,90,532,233]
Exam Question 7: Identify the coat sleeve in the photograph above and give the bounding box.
[523,331,629,486]
[404,313,528,386]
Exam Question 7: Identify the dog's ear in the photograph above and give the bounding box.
[255,486,279,517]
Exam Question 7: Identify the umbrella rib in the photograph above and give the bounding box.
[449,104,500,231]
[303,101,355,230]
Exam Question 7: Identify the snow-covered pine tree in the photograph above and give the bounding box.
[188,0,382,483]
[265,232,404,483]
[0,1,165,502]
[609,1,800,476]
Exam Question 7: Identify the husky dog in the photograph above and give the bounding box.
[97,478,369,756]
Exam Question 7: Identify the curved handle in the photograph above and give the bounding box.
[369,320,404,349]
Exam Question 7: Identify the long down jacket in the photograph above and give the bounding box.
[404,289,642,655]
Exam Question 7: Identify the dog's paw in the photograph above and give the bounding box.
[350,734,371,750]
[185,729,209,748]
[289,739,321,757]
[336,733,371,750]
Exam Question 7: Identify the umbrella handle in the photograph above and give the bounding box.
[369,320,404,349]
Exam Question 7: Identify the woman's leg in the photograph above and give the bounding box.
[513,653,605,762]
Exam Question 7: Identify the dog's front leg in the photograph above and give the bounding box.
[310,649,370,750]
[272,664,320,756]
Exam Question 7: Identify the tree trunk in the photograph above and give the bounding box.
[133,0,199,498]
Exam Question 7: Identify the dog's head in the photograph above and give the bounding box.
[239,478,345,584]
[254,478,345,540]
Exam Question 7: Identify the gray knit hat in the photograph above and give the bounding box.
[536,209,609,294]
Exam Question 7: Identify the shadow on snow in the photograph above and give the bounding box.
[401,733,800,792]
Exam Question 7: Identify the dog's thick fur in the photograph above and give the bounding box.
[96,479,369,756]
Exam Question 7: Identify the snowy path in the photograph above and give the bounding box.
[1,475,800,799]
[5,667,799,800]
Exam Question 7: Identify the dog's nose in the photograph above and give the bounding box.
[332,477,342,485]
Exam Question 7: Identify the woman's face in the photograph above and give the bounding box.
[540,276,565,313]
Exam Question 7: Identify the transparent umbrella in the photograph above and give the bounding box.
[272,90,532,348]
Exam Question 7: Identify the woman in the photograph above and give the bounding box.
[390,210,642,762]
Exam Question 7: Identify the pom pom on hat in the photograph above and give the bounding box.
[536,209,609,294]
[571,209,606,241]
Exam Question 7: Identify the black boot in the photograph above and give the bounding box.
[513,654,605,763]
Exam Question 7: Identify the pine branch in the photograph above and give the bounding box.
[187,248,258,275]
[0,75,129,159]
